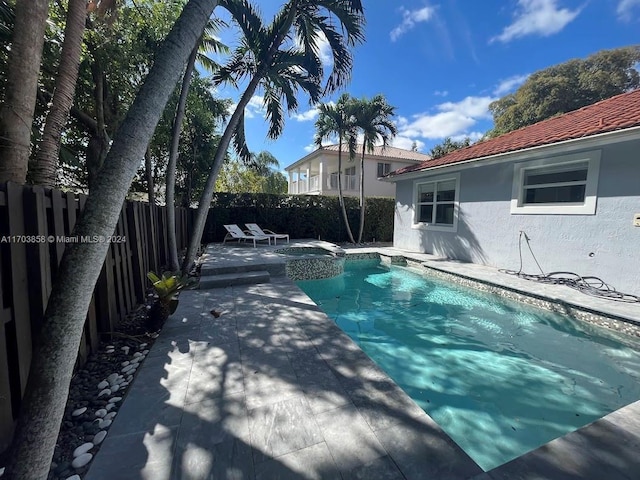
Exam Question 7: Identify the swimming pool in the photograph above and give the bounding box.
[296,262,640,471]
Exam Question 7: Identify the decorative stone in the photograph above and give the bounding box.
[71,407,87,417]
[111,384,120,392]
[97,389,111,398]
[105,403,115,411]
[133,352,142,358]
[108,396,122,404]
[130,356,141,364]
[139,343,147,348]
[105,345,114,349]
[95,409,107,418]
[106,373,119,383]
[121,365,133,374]
[104,412,117,421]
[97,380,109,390]
[65,475,81,480]
[0,467,4,477]
[121,346,130,354]
[121,361,130,367]
[126,375,133,382]
[93,430,107,445]
[98,419,112,429]
[142,350,149,355]
[72,442,93,458]
[71,453,93,469]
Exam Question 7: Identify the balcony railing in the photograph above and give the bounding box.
[329,174,357,191]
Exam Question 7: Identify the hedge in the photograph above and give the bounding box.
[203,193,395,244]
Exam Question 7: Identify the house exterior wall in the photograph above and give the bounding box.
[393,139,640,295]
[287,154,408,197]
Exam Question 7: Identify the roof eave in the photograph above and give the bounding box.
[382,125,640,182]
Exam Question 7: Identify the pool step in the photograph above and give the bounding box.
[199,270,270,289]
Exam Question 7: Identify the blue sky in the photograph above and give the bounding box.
[211,0,640,170]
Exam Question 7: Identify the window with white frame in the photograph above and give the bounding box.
[377,162,391,177]
[414,175,459,230]
[511,150,601,215]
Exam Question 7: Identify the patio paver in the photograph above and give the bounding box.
[84,241,640,480]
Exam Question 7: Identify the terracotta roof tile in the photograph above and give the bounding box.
[389,89,640,177]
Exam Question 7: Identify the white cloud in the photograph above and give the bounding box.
[236,95,265,119]
[434,90,449,97]
[390,6,436,42]
[398,96,495,140]
[451,131,484,143]
[494,73,530,96]
[392,136,426,151]
[617,0,640,20]
[490,0,581,44]
[303,143,317,153]
[291,107,320,122]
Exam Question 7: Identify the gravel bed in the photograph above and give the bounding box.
[0,295,157,480]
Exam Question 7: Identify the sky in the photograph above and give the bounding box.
[210,0,640,171]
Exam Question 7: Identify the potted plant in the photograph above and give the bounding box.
[146,271,197,331]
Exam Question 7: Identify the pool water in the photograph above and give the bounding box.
[296,263,640,471]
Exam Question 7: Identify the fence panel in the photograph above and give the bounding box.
[0,183,194,451]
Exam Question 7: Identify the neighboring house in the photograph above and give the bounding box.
[384,89,640,295]
[286,144,430,197]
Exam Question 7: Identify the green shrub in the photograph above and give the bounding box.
[203,193,394,243]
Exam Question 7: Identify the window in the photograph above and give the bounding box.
[414,174,459,231]
[511,150,600,215]
[377,162,391,177]
[344,166,356,190]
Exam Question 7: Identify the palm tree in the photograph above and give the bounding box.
[314,93,358,243]
[29,0,88,187]
[0,0,49,184]
[351,94,397,243]
[5,1,221,477]
[166,20,227,271]
[181,0,365,273]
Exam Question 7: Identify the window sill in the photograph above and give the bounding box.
[412,223,457,232]
[510,201,596,215]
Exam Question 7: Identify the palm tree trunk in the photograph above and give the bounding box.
[337,140,356,243]
[182,71,263,273]
[0,0,49,184]
[30,0,87,187]
[357,145,365,243]
[4,2,218,478]
[167,42,199,271]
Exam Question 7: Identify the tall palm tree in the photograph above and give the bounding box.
[0,0,48,184]
[5,1,221,477]
[314,93,357,243]
[351,94,397,243]
[166,20,227,271]
[29,0,88,187]
[181,0,365,273]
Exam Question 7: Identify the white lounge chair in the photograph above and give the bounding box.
[223,224,270,247]
[245,223,290,245]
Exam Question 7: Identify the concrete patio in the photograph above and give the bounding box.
[84,242,640,480]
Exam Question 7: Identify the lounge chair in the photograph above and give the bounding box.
[245,223,290,245]
[222,224,270,247]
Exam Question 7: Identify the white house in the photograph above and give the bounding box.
[384,89,640,295]
[285,144,430,197]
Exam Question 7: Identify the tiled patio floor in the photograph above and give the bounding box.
[84,242,640,480]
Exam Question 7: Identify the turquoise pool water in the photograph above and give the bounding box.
[296,263,640,471]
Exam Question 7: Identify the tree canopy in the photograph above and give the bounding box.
[429,137,471,159]
[489,46,640,136]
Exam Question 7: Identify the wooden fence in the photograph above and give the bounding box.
[0,182,194,451]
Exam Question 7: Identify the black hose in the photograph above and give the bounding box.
[499,232,640,303]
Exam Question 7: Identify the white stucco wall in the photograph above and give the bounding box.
[393,139,640,295]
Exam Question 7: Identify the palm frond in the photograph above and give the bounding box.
[231,110,251,163]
